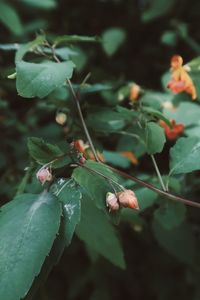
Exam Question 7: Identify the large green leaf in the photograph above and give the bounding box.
[0,191,61,300]
[16,60,75,98]
[56,179,82,246]
[28,137,71,167]
[0,1,23,35]
[76,194,125,269]
[145,122,166,154]
[154,201,186,230]
[169,137,200,175]
[152,221,196,265]
[102,27,126,56]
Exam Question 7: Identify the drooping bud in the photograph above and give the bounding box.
[36,168,53,185]
[129,83,140,102]
[117,189,139,210]
[56,112,67,125]
[106,192,120,212]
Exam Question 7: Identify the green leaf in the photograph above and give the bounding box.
[142,0,175,23]
[169,137,200,175]
[53,35,100,46]
[16,60,75,98]
[56,179,82,246]
[152,221,195,265]
[102,27,126,56]
[145,122,166,154]
[135,187,157,211]
[76,194,125,269]
[142,106,171,127]
[18,0,57,9]
[0,1,23,35]
[0,191,61,300]
[28,137,71,167]
[154,201,186,230]
[15,36,45,62]
[86,108,130,133]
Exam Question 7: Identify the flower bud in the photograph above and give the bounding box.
[55,112,67,125]
[117,189,139,210]
[106,192,120,212]
[36,168,53,185]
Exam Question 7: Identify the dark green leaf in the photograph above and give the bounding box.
[0,191,61,300]
[152,221,195,265]
[76,194,125,269]
[154,201,186,230]
[28,137,71,167]
[142,0,175,22]
[102,27,126,56]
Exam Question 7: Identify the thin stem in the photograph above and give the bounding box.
[150,155,167,191]
[104,163,200,209]
[67,79,99,162]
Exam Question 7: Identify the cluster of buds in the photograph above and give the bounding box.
[106,189,139,212]
[36,167,53,185]
[167,55,197,100]
[159,119,185,140]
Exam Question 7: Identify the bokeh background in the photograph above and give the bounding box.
[1,0,200,299]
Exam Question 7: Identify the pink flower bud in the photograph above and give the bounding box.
[36,168,53,185]
[106,192,120,212]
[117,189,139,210]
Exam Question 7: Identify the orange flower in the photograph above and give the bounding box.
[129,83,140,102]
[159,119,185,140]
[167,55,197,100]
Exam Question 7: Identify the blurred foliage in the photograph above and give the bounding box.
[2,0,200,299]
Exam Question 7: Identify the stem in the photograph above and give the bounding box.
[150,155,166,191]
[67,79,99,162]
[104,163,200,209]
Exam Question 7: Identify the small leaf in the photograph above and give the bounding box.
[56,179,82,246]
[0,1,23,35]
[0,191,61,300]
[76,194,125,269]
[145,122,166,154]
[102,27,126,56]
[154,201,186,230]
[142,106,171,127]
[53,35,100,46]
[15,36,45,62]
[169,137,200,175]
[28,137,71,167]
[16,60,75,98]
